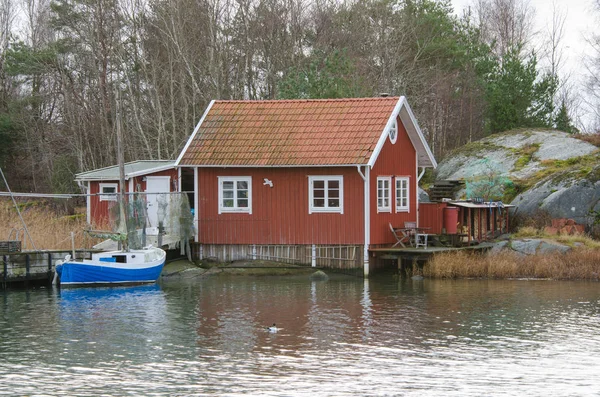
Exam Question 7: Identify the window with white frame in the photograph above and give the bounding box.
[218,176,252,214]
[99,183,118,201]
[395,177,410,212]
[377,177,391,212]
[309,176,343,214]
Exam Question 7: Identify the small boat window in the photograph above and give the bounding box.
[113,255,127,263]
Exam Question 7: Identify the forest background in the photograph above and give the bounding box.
[0,0,598,195]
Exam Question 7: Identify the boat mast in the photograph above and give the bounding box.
[116,90,128,251]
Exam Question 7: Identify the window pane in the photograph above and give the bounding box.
[237,190,248,199]
[328,198,339,207]
[223,190,234,199]
[314,180,324,189]
[103,187,116,194]
[223,181,234,189]
[223,199,234,208]
[313,188,325,198]
[329,180,339,189]
[313,198,325,207]
[237,199,248,208]
[237,181,248,190]
[328,189,339,198]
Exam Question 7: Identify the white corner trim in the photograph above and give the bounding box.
[86,182,91,225]
[175,100,216,166]
[194,167,199,243]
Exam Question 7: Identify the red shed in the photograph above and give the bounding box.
[75,160,178,229]
[176,97,437,276]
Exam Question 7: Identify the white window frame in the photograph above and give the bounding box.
[377,177,392,213]
[308,176,344,214]
[218,176,252,214]
[99,183,118,202]
[389,119,398,144]
[395,177,410,212]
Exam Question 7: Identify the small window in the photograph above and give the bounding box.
[389,119,398,144]
[218,176,252,214]
[99,183,118,201]
[395,177,410,212]
[377,177,391,213]
[309,176,343,214]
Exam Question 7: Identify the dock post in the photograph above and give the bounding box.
[47,252,53,283]
[2,255,7,289]
[26,254,31,278]
[311,244,316,267]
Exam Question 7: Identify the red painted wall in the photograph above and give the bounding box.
[369,118,418,245]
[89,168,178,226]
[418,202,447,235]
[197,167,364,245]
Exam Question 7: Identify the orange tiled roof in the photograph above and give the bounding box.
[178,97,400,166]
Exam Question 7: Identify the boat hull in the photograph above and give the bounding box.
[55,247,166,286]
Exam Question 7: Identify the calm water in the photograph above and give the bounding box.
[1,274,600,396]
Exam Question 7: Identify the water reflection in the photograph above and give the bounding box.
[1,277,599,396]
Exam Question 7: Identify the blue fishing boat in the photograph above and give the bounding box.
[54,246,166,286]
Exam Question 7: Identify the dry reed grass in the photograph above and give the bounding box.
[0,199,103,250]
[513,226,600,248]
[424,249,600,280]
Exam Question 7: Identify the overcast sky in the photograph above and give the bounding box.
[451,0,599,129]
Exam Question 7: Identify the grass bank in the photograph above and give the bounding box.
[423,249,600,280]
[0,199,100,250]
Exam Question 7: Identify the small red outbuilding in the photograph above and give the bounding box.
[176,97,437,275]
[75,160,178,229]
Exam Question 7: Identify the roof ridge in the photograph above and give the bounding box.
[213,97,400,104]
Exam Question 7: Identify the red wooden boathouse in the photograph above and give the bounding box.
[176,97,437,276]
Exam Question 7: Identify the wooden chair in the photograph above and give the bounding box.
[389,223,409,247]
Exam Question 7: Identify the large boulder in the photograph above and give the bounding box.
[435,129,599,222]
[511,166,600,224]
[487,238,571,255]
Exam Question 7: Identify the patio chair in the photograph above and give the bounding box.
[389,223,410,248]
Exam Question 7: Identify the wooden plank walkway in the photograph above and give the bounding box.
[1,249,98,289]
[369,243,494,273]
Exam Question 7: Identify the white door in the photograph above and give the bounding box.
[145,176,171,232]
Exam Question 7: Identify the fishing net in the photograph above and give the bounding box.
[107,192,194,255]
[463,158,513,202]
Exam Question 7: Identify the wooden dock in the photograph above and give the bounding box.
[1,250,97,289]
[369,244,493,274]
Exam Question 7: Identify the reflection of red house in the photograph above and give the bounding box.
[75,160,177,228]
[176,97,437,276]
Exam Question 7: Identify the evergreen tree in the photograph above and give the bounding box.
[554,100,578,134]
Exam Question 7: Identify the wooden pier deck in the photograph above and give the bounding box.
[369,244,493,273]
[1,249,97,289]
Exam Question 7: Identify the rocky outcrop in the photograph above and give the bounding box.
[434,129,600,223]
[511,166,600,224]
[487,238,571,255]
[436,130,597,182]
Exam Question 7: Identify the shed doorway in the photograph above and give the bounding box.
[146,176,170,231]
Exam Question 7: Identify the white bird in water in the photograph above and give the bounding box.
[268,323,279,333]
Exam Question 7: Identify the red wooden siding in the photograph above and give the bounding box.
[197,167,364,245]
[369,118,418,245]
[418,202,447,235]
[89,168,178,226]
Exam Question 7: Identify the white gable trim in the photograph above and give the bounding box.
[175,100,216,167]
[367,96,437,169]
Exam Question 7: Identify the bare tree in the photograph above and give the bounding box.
[474,0,535,57]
